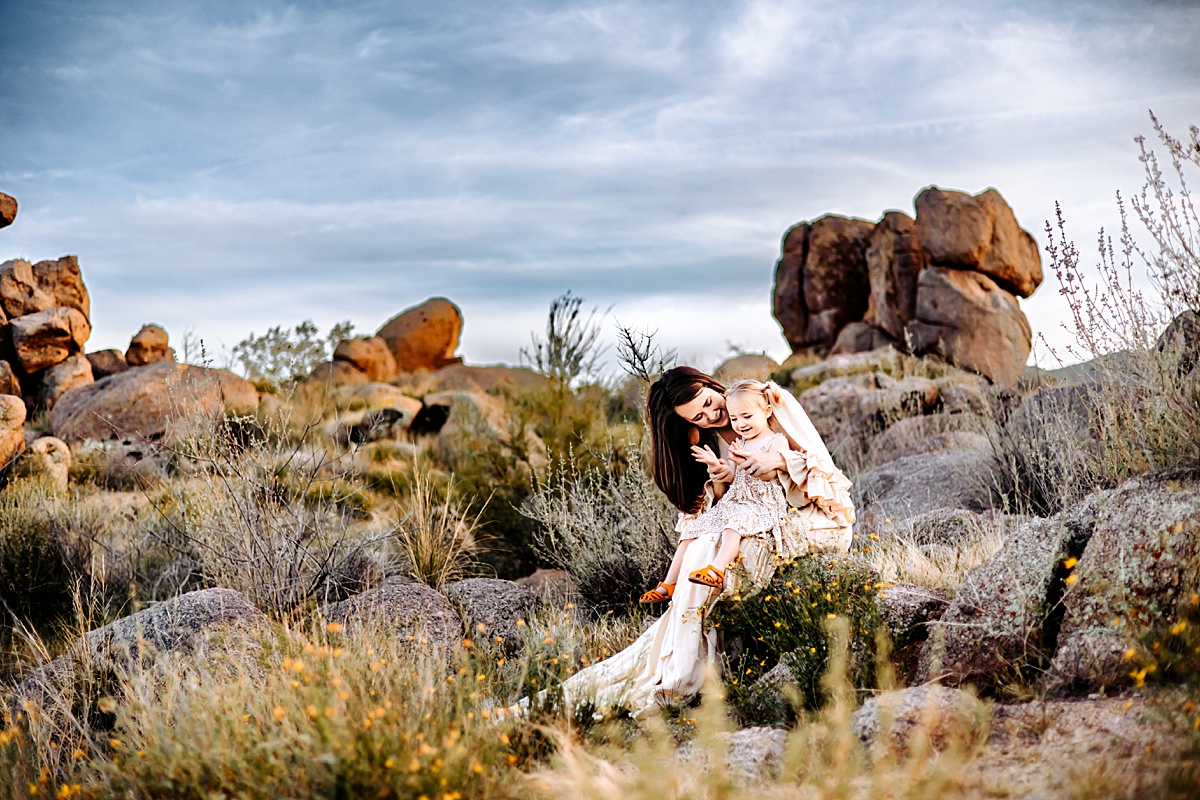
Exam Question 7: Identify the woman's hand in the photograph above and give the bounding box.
[691,445,735,484]
[728,445,787,479]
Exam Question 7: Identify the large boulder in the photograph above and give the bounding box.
[323,579,463,659]
[773,215,874,354]
[905,267,1032,387]
[37,352,93,409]
[13,588,271,713]
[125,323,175,367]
[913,187,1042,298]
[853,449,1001,533]
[333,336,397,383]
[864,211,927,340]
[1048,469,1200,691]
[444,578,537,655]
[862,413,990,472]
[0,393,26,466]
[49,361,260,444]
[917,517,1085,686]
[376,297,463,373]
[0,256,90,320]
[86,349,129,380]
[0,192,15,229]
[9,306,91,372]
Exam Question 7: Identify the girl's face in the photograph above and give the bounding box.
[726,393,771,440]
[674,387,727,429]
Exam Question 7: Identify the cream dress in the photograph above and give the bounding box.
[532,383,855,718]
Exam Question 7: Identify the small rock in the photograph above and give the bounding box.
[444,578,537,655]
[24,436,71,492]
[334,336,397,383]
[725,727,789,781]
[0,360,19,396]
[877,582,951,647]
[125,323,175,367]
[38,352,93,409]
[10,306,91,372]
[86,349,129,379]
[516,568,574,605]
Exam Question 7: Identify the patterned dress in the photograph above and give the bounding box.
[685,434,788,542]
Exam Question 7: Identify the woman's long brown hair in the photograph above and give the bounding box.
[647,367,726,514]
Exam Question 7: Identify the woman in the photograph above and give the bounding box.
[553,367,855,717]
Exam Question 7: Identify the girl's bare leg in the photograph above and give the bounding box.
[711,528,741,572]
[663,538,693,585]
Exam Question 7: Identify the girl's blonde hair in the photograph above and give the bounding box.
[724,379,771,408]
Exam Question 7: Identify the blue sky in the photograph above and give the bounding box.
[2,0,1198,372]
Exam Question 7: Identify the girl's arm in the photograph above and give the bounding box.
[752,437,794,482]
[691,444,732,500]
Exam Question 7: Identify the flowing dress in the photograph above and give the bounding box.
[550,382,856,717]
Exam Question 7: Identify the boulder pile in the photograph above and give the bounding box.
[773,186,1041,387]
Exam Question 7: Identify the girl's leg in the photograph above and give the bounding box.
[663,538,693,586]
[711,528,742,572]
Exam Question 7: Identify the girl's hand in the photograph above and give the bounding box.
[729,445,787,478]
[691,445,734,484]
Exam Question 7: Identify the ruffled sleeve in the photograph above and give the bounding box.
[779,449,856,528]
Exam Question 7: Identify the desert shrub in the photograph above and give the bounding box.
[523,452,676,616]
[231,318,354,389]
[710,553,884,725]
[0,481,109,640]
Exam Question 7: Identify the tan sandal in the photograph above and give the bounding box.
[688,565,725,590]
[639,582,675,604]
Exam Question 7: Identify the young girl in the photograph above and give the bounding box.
[641,379,794,598]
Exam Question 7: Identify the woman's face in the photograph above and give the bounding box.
[674,387,727,429]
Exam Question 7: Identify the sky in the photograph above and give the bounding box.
[1,0,1198,375]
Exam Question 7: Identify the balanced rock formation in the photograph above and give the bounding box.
[0,192,15,229]
[126,323,175,367]
[772,187,1041,387]
[377,297,463,373]
[50,361,259,444]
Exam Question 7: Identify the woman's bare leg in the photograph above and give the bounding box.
[663,538,693,585]
[711,528,741,572]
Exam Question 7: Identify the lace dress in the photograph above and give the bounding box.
[685,434,788,542]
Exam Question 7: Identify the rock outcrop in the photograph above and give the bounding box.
[125,323,175,367]
[0,256,90,320]
[37,352,93,409]
[852,449,1001,532]
[86,348,129,379]
[772,187,1040,387]
[376,297,463,373]
[50,361,259,444]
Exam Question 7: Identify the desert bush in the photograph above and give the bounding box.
[232,318,354,389]
[390,468,481,589]
[523,452,676,616]
[0,481,112,642]
[710,554,884,725]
